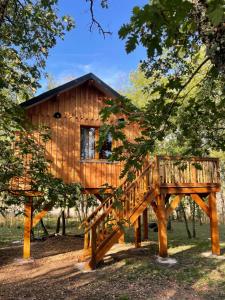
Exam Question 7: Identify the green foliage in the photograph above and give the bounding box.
[100,0,225,178]
[0,0,74,98]
[121,67,155,108]
[119,0,225,74]
[0,1,74,212]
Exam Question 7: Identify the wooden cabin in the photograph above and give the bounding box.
[21,73,137,193]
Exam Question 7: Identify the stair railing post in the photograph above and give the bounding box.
[153,156,160,194]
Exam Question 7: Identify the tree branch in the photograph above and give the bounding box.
[86,0,112,38]
[167,56,210,117]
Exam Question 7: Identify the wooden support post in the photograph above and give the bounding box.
[23,197,32,259]
[208,192,220,255]
[90,225,97,269]
[157,194,168,257]
[84,223,89,250]
[143,208,148,240]
[134,216,141,248]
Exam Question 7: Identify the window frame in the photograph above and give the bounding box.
[80,125,112,161]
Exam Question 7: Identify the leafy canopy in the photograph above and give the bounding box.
[101,0,225,178]
[0,0,74,211]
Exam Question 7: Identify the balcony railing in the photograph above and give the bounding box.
[157,156,220,187]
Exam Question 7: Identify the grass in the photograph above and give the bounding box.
[116,222,225,299]
[0,214,84,247]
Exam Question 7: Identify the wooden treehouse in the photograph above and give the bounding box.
[12,73,221,265]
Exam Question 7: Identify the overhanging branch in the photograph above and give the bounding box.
[86,0,112,38]
[167,56,210,117]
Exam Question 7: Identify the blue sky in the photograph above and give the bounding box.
[39,0,147,94]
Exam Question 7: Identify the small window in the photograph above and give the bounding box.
[80,127,96,160]
[80,126,112,160]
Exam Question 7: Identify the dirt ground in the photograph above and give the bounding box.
[0,235,220,300]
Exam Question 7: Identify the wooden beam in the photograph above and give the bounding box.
[32,206,51,228]
[134,216,141,248]
[143,208,148,240]
[23,197,32,259]
[166,194,183,219]
[161,186,220,194]
[160,183,220,188]
[208,192,220,255]
[156,194,168,257]
[190,194,210,217]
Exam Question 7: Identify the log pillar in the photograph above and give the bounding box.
[143,208,148,240]
[208,192,220,255]
[134,216,141,248]
[157,194,168,257]
[23,197,32,259]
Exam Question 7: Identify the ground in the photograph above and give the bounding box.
[0,223,225,300]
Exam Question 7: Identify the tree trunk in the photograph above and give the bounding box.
[30,229,35,241]
[176,209,182,221]
[40,218,49,236]
[56,214,61,234]
[180,202,192,239]
[67,207,70,218]
[167,216,172,231]
[197,206,203,225]
[62,210,66,235]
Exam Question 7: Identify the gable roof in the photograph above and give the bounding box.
[20,73,121,108]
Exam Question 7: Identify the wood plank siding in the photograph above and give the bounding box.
[26,80,137,190]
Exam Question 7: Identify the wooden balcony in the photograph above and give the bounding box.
[156,156,220,194]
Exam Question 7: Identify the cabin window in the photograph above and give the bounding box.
[80,126,112,160]
[80,127,96,160]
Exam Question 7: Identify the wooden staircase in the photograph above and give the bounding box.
[83,156,221,269]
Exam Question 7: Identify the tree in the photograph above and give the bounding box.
[0,0,74,104]
[0,1,74,213]
[100,1,225,179]
[122,67,154,108]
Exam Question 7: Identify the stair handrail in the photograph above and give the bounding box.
[84,160,154,232]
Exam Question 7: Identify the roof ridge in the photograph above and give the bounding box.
[21,73,120,108]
